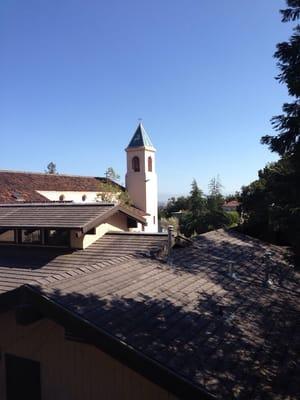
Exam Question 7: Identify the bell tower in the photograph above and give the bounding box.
[125,123,158,232]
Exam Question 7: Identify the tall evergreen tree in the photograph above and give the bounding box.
[179,180,206,237]
[207,176,223,212]
[241,1,300,260]
[189,179,206,218]
[261,0,300,157]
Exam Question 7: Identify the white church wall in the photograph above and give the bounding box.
[36,191,119,203]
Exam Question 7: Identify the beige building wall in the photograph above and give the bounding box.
[126,146,158,233]
[0,311,178,400]
[70,212,129,249]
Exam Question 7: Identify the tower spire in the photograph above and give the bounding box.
[125,123,158,232]
[127,123,154,149]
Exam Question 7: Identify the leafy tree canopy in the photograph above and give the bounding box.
[161,178,237,237]
[105,167,120,182]
[207,176,224,212]
[240,1,300,262]
[261,0,300,157]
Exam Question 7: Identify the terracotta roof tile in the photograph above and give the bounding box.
[0,170,124,203]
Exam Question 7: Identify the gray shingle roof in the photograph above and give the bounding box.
[0,229,299,399]
[0,203,146,231]
[0,232,168,294]
[39,231,300,399]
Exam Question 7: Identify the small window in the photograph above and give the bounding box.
[127,217,138,228]
[82,194,87,202]
[132,156,140,172]
[59,194,65,201]
[5,354,41,400]
[0,229,15,243]
[153,216,156,224]
[45,229,69,247]
[21,229,42,244]
[148,156,153,172]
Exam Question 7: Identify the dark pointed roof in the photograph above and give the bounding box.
[127,123,154,149]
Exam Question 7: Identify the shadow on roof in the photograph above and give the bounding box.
[0,246,74,270]
[32,282,300,400]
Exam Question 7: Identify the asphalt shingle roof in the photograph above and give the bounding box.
[30,230,299,399]
[0,229,299,399]
[0,203,146,231]
[0,232,168,294]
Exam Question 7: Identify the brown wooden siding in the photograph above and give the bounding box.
[0,311,178,400]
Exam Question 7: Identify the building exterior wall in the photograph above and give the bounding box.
[126,147,158,233]
[36,191,119,203]
[70,212,129,249]
[0,311,178,400]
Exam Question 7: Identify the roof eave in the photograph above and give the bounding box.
[125,145,156,152]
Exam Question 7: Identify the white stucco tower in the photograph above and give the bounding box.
[125,123,158,232]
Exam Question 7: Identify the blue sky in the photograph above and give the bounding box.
[0,0,292,201]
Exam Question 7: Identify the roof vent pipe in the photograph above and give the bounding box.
[167,225,174,263]
[227,262,237,279]
[263,251,274,287]
[228,262,233,277]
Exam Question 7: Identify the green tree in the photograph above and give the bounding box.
[202,176,233,231]
[249,0,300,259]
[179,180,207,237]
[97,181,132,205]
[240,159,300,248]
[207,176,224,212]
[226,211,240,227]
[164,196,190,218]
[189,179,206,217]
[163,178,235,237]
[225,192,240,202]
[45,162,57,174]
[105,167,120,182]
[261,0,300,158]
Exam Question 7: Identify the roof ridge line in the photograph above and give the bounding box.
[0,169,107,180]
[106,231,167,236]
[0,202,116,207]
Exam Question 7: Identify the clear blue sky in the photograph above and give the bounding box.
[0,0,292,201]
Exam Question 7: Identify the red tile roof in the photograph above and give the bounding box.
[223,200,240,208]
[0,170,124,203]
